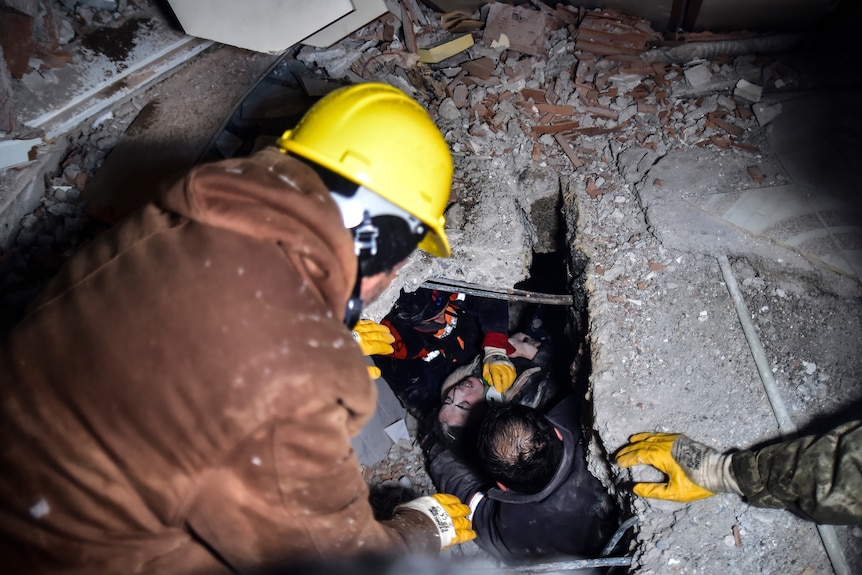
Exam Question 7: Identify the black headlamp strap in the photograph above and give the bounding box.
[344,211,379,329]
[344,272,363,329]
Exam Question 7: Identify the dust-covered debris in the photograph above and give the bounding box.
[1,1,860,573]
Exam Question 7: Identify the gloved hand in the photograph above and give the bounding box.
[396,493,476,550]
[352,320,394,379]
[482,346,516,394]
[616,432,741,503]
[486,366,541,404]
[352,320,394,355]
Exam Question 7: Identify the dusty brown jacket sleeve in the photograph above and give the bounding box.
[183,400,440,572]
[731,420,862,524]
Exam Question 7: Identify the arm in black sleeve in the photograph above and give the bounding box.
[463,295,512,351]
[731,420,862,524]
[427,442,487,503]
[427,443,513,562]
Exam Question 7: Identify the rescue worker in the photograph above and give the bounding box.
[429,399,621,563]
[616,420,862,524]
[371,287,518,418]
[0,83,474,574]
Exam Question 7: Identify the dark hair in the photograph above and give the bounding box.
[296,156,423,277]
[477,403,563,494]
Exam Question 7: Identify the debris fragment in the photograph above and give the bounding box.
[747,165,765,184]
[418,33,474,63]
[734,79,763,102]
[484,2,548,56]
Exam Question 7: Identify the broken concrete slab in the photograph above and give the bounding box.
[13,8,214,139]
[167,0,353,54]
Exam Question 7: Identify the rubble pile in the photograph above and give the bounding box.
[2,1,859,572]
[293,1,822,568]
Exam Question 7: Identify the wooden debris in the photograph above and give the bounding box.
[535,103,574,115]
[0,7,35,79]
[484,2,548,56]
[586,178,604,199]
[553,133,584,168]
[747,165,765,184]
[531,121,580,136]
[418,33,474,63]
[575,9,660,58]
[441,10,484,33]
[521,88,547,103]
[461,56,496,80]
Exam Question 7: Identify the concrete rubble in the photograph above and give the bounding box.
[0,1,861,573]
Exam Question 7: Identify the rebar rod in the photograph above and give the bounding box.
[718,254,850,575]
[421,278,574,305]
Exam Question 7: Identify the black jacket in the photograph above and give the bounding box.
[429,395,620,563]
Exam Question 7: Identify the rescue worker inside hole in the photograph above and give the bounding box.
[354,287,519,420]
[428,398,622,563]
[0,83,475,574]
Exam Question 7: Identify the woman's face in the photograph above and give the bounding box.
[438,376,485,427]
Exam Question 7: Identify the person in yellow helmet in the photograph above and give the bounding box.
[0,83,474,574]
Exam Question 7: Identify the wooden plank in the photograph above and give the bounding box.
[554,133,584,168]
[535,103,575,115]
[531,121,579,135]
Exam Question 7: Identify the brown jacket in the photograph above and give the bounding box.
[0,148,438,574]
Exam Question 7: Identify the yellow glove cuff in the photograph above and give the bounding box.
[397,494,476,550]
[352,319,395,356]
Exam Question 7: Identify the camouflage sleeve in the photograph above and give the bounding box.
[730,420,862,524]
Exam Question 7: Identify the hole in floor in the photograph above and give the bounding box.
[366,249,633,565]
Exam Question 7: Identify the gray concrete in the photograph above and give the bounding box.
[1,2,860,573]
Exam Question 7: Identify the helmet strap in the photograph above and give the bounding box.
[344,212,378,329]
[353,211,379,256]
[344,280,363,329]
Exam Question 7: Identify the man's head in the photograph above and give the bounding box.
[276,83,453,325]
[478,403,564,494]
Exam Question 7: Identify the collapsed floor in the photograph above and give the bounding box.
[1,1,861,574]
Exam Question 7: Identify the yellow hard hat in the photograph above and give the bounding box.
[277,82,452,257]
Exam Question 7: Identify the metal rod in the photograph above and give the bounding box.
[477,556,632,573]
[717,255,796,435]
[600,516,639,556]
[421,278,574,306]
[718,254,850,575]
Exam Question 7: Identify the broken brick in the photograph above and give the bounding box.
[586,178,604,199]
[521,88,547,103]
[747,165,765,184]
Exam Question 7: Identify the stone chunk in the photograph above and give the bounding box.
[683,63,712,88]
[734,79,762,102]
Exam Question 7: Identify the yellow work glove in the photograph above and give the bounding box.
[396,493,476,550]
[352,320,394,380]
[616,432,740,503]
[482,346,516,394]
